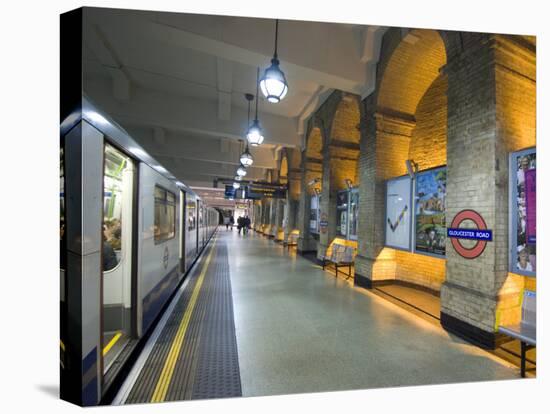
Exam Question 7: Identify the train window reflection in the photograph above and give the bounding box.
[187,201,197,230]
[154,185,176,243]
[103,144,131,271]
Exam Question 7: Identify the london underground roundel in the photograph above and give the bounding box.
[447,210,492,259]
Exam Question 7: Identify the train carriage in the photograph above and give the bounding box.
[60,97,219,405]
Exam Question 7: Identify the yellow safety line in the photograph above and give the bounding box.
[103,332,122,356]
[150,237,217,403]
[60,340,65,352]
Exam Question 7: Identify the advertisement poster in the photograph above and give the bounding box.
[385,176,412,250]
[414,168,446,256]
[310,194,319,233]
[349,190,359,240]
[336,191,349,237]
[513,151,536,274]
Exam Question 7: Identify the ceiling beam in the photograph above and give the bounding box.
[216,57,233,120]
[84,21,132,100]
[85,76,301,147]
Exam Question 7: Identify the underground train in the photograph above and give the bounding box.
[60,97,219,405]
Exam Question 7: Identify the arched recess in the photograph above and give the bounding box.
[373,28,448,292]
[296,125,324,253]
[304,126,323,195]
[328,93,361,188]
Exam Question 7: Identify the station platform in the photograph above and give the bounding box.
[114,230,520,404]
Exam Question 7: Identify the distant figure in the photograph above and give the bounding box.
[103,226,118,271]
[243,215,251,235]
[237,216,244,234]
[229,215,235,230]
[223,215,230,230]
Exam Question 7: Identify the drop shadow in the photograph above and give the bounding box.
[35,383,59,399]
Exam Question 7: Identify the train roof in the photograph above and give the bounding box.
[61,95,201,200]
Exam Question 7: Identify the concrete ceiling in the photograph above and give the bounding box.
[82,7,386,193]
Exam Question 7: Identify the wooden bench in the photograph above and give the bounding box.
[498,289,536,377]
[321,244,356,279]
[283,233,299,250]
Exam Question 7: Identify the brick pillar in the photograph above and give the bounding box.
[284,169,301,241]
[355,97,415,288]
[317,146,337,260]
[439,34,535,348]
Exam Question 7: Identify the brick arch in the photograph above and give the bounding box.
[278,151,289,185]
[305,127,323,161]
[368,27,451,292]
[377,28,446,117]
[329,94,361,145]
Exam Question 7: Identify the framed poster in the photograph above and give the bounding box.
[414,167,446,257]
[349,189,359,241]
[509,148,536,277]
[309,194,319,234]
[385,175,412,250]
[336,190,349,237]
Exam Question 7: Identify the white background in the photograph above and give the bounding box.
[0,1,548,413]
[386,176,412,250]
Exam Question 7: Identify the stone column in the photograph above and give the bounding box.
[285,168,301,241]
[440,34,536,348]
[355,97,415,288]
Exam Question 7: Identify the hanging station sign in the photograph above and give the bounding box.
[447,210,492,259]
[385,176,412,250]
[509,148,536,277]
[414,167,447,257]
[245,182,287,199]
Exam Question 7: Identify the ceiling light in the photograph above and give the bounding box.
[247,68,265,146]
[240,146,254,167]
[236,165,247,177]
[260,19,288,104]
[233,181,241,189]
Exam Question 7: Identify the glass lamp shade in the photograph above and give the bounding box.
[260,58,288,103]
[233,181,241,189]
[240,149,254,166]
[234,175,242,181]
[246,119,264,146]
[236,165,247,177]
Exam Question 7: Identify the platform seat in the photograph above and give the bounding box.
[283,233,299,250]
[321,244,356,279]
[498,289,536,377]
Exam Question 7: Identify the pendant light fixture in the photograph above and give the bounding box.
[233,181,241,189]
[246,68,265,146]
[240,99,254,166]
[260,19,288,103]
[235,175,242,181]
[236,164,247,177]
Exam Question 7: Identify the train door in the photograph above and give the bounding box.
[101,143,135,374]
[179,190,186,273]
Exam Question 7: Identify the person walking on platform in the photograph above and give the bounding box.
[243,215,251,235]
[237,216,244,234]
[229,215,235,230]
[223,215,230,230]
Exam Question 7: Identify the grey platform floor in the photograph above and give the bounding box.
[225,230,519,397]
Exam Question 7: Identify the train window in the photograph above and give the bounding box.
[154,186,176,243]
[103,144,132,271]
[187,201,196,231]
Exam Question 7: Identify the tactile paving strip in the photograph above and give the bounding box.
[125,239,242,403]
